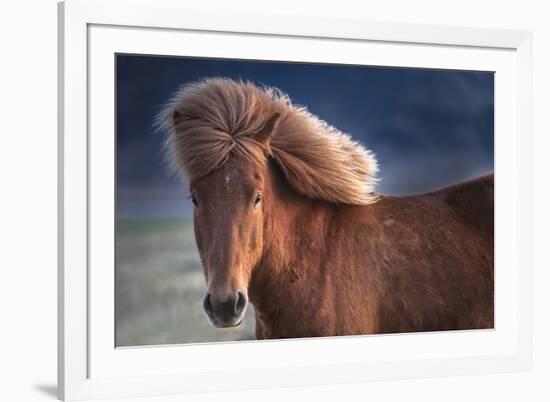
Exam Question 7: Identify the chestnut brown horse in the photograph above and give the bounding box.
[160,78,494,338]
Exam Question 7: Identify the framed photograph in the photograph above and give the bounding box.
[58,0,533,400]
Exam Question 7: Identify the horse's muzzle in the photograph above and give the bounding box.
[203,289,248,328]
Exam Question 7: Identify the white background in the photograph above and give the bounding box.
[0,0,547,401]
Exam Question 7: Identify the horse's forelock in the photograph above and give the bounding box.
[159,77,379,204]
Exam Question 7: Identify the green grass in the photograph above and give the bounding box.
[115,218,256,346]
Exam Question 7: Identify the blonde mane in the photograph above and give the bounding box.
[159,78,379,205]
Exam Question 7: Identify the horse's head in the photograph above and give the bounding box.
[163,78,379,328]
[188,113,280,328]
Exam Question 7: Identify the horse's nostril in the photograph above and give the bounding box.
[203,292,213,315]
[235,291,247,315]
[204,289,247,325]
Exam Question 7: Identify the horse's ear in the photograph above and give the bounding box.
[255,112,281,146]
[173,110,183,126]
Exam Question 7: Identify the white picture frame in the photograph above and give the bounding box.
[58,0,533,400]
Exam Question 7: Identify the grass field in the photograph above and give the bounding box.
[115,219,256,347]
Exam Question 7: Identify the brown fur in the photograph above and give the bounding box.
[161,78,494,338]
[254,164,493,337]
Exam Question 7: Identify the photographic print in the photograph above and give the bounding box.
[115,55,494,347]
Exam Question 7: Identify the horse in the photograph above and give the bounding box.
[159,78,494,339]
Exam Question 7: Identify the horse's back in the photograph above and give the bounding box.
[362,173,494,237]
[437,173,494,238]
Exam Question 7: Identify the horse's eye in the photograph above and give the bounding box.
[190,195,198,208]
[253,193,262,208]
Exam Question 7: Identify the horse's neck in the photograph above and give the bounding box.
[249,174,335,323]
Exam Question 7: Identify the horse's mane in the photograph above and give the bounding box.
[158,78,378,205]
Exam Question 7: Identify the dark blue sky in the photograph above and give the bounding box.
[116,54,493,219]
